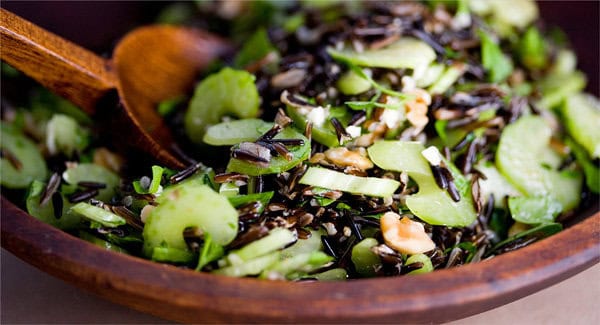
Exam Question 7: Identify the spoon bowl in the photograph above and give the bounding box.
[0,9,231,168]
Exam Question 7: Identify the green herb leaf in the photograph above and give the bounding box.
[479,30,514,83]
[519,26,547,70]
[196,233,225,271]
[234,28,278,69]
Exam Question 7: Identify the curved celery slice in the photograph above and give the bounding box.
[368,141,477,227]
[508,196,562,225]
[26,180,79,230]
[45,114,89,157]
[224,227,297,265]
[260,251,333,280]
[69,202,126,228]
[226,127,310,176]
[337,69,372,95]
[327,38,436,74]
[310,268,348,281]
[0,125,48,189]
[562,93,600,159]
[496,115,582,212]
[405,253,434,275]
[351,238,382,277]
[213,252,280,277]
[142,183,238,259]
[62,163,120,202]
[203,119,273,146]
[285,104,340,148]
[79,231,129,254]
[185,68,260,144]
[477,162,522,208]
[299,167,400,198]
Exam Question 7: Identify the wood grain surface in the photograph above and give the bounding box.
[1,9,230,169]
[2,197,598,323]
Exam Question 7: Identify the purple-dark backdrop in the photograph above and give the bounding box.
[3,1,598,95]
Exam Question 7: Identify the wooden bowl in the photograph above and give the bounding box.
[1,1,599,323]
[2,198,598,323]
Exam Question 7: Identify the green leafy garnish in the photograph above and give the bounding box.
[479,30,514,83]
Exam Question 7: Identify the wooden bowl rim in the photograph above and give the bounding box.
[1,196,599,323]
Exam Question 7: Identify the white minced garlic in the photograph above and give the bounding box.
[380,212,435,255]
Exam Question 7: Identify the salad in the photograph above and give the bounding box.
[1,0,598,281]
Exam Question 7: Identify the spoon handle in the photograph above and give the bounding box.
[0,8,114,114]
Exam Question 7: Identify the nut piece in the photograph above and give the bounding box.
[380,212,435,255]
[324,147,374,171]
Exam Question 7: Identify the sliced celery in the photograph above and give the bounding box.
[368,141,477,227]
[151,247,195,263]
[226,127,310,176]
[142,183,238,259]
[68,202,126,228]
[224,228,297,265]
[285,103,340,148]
[561,93,600,159]
[260,251,333,280]
[185,68,260,144]
[508,196,562,225]
[351,238,382,277]
[79,231,129,254]
[26,180,79,230]
[327,38,436,73]
[476,162,522,208]
[45,114,89,157]
[566,138,599,193]
[62,163,120,202]
[299,167,400,198]
[428,64,466,95]
[310,268,348,281]
[203,119,273,146]
[0,125,48,189]
[405,253,434,275]
[496,115,582,212]
[337,69,372,95]
[213,252,280,277]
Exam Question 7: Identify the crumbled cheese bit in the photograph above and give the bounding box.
[401,76,416,92]
[421,146,444,166]
[345,125,362,138]
[306,106,328,127]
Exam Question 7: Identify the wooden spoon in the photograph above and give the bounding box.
[0,8,231,169]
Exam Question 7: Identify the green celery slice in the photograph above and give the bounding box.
[226,127,310,176]
[142,183,238,259]
[299,167,400,198]
[62,163,120,202]
[224,227,297,265]
[562,93,600,159]
[69,202,126,228]
[327,38,436,72]
[203,119,273,146]
[351,238,382,277]
[368,141,477,227]
[508,196,562,224]
[0,124,48,189]
[405,253,434,275]
[185,68,260,144]
[496,115,582,212]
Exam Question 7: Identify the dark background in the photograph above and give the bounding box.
[2,0,599,95]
